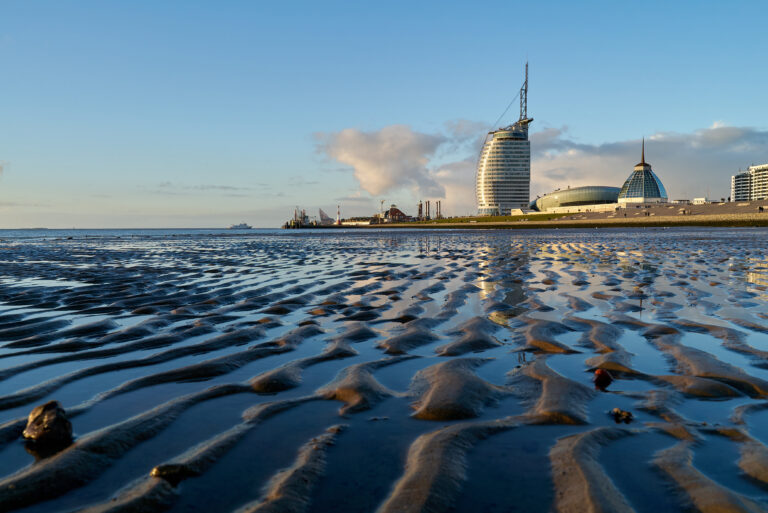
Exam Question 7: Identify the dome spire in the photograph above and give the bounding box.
[641,137,645,165]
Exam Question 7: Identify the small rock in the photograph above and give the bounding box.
[151,463,198,486]
[593,369,613,391]
[610,407,633,424]
[22,401,72,445]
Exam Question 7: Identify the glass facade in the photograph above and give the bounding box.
[475,120,531,215]
[531,186,620,211]
[618,163,668,203]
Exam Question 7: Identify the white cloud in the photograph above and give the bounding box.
[431,159,477,216]
[316,125,447,198]
[530,124,768,200]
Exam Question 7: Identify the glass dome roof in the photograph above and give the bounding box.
[619,139,668,201]
[618,167,668,200]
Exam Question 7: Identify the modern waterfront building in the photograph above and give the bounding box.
[530,186,620,212]
[617,139,668,204]
[476,64,532,215]
[731,164,768,201]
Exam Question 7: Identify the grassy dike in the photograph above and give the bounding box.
[352,213,768,229]
[408,213,571,224]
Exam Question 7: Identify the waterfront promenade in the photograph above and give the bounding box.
[379,200,768,229]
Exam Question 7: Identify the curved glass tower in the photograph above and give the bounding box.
[476,64,532,216]
[476,121,532,215]
[618,139,668,204]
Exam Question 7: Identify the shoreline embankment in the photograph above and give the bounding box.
[320,213,768,230]
[369,213,768,229]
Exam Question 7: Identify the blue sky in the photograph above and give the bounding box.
[1,1,767,227]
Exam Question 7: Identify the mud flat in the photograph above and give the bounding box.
[1,228,768,512]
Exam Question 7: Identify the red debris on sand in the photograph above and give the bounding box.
[593,369,613,391]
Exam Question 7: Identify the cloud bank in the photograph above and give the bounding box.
[530,123,768,200]
[144,182,257,198]
[318,122,768,216]
[316,125,448,198]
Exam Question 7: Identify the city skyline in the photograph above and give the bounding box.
[1,1,768,227]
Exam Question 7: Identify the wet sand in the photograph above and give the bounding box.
[1,228,768,512]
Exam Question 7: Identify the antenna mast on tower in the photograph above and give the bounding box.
[519,61,528,121]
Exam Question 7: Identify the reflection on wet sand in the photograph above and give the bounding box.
[0,229,767,512]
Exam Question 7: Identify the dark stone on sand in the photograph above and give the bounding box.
[610,407,633,424]
[150,463,200,486]
[22,400,73,446]
[593,369,613,391]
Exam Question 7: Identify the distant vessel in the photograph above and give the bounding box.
[228,223,252,230]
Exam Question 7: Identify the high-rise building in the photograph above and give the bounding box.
[476,64,532,215]
[731,164,768,201]
[617,139,668,204]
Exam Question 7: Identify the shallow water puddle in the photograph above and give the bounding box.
[1,229,768,511]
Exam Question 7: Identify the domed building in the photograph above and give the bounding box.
[618,139,668,204]
[530,186,620,212]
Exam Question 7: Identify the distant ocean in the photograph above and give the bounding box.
[0,228,286,239]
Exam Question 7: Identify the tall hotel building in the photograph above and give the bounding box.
[732,164,768,201]
[476,65,533,215]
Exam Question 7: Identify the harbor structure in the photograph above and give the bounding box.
[371,204,413,224]
[476,63,533,215]
[617,139,668,204]
[385,205,409,222]
[732,164,768,201]
[283,207,318,228]
[318,208,335,225]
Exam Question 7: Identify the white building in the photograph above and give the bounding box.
[731,164,768,201]
[476,64,532,216]
[475,121,532,215]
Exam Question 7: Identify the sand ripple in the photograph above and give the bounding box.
[0,229,768,511]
